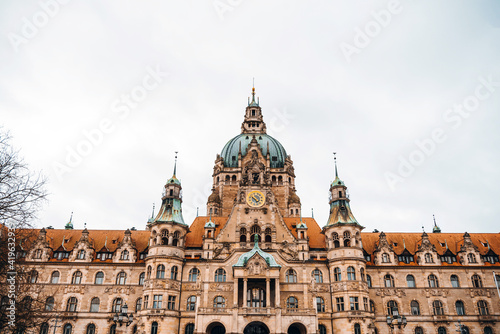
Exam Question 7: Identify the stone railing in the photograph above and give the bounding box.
[198,307,231,314]
[283,308,315,316]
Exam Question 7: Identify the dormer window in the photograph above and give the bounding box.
[77,250,85,260]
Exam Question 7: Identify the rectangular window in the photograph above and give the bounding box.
[350,297,359,311]
[363,297,368,311]
[144,295,149,309]
[336,297,344,312]
[167,296,176,310]
[153,295,162,309]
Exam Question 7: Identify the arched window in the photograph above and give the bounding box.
[135,298,142,312]
[354,324,361,334]
[343,231,351,247]
[150,322,158,334]
[411,300,420,315]
[318,325,327,334]
[415,327,424,334]
[77,250,85,260]
[387,300,398,315]
[66,297,78,312]
[45,297,54,311]
[63,324,72,334]
[0,296,8,310]
[265,228,272,243]
[120,250,129,260]
[40,323,49,334]
[367,275,372,287]
[438,327,447,334]
[455,300,465,315]
[461,327,470,334]
[450,275,459,287]
[188,268,199,282]
[171,266,178,280]
[334,267,341,281]
[382,253,390,263]
[147,266,152,279]
[29,270,38,283]
[186,296,196,311]
[428,274,439,287]
[467,253,477,263]
[360,268,365,281]
[478,300,489,315]
[312,269,323,283]
[316,297,325,312]
[214,268,226,282]
[484,326,493,334]
[286,269,297,283]
[347,267,356,280]
[425,253,434,263]
[50,271,60,284]
[112,298,123,313]
[384,274,394,287]
[116,272,127,285]
[86,324,95,334]
[433,300,444,315]
[406,275,416,288]
[286,296,298,309]
[251,225,261,236]
[109,324,117,334]
[90,297,100,312]
[332,232,340,248]
[240,228,247,242]
[139,272,145,285]
[213,296,225,308]
[185,324,195,334]
[472,274,482,287]
[71,271,82,284]
[95,271,104,284]
[172,231,180,246]
[370,300,375,313]
[156,265,165,278]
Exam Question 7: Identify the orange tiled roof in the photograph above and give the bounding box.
[361,232,500,258]
[42,229,150,253]
[283,217,326,249]
[185,216,229,248]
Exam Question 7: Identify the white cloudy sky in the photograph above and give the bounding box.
[1,1,499,234]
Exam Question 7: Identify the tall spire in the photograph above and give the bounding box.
[173,151,178,176]
[432,214,441,233]
[334,152,338,178]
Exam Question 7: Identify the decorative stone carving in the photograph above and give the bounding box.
[423,288,448,297]
[209,283,233,292]
[470,288,491,297]
[103,286,136,295]
[375,288,406,297]
[279,241,298,260]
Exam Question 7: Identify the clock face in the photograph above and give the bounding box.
[246,191,265,207]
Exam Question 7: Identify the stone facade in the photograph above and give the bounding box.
[16,89,500,334]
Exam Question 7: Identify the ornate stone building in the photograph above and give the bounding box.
[15,88,500,334]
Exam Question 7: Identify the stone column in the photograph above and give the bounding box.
[243,278,248,307]
[233,278,238,307]
[275,278,280,307]
[266,278,270,308]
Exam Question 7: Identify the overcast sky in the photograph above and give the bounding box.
[1,1,499,234]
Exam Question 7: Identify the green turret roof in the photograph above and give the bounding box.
[233,235,281,268]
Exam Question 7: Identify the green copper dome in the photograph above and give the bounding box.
[221,133,287,168]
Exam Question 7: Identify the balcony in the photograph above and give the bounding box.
[241,307,270,316]
[198,307,231,314]
[284,308,315,316]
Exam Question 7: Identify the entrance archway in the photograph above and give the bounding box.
[287,322,307,334]
[244,322,269,334]
[206,322,226,334]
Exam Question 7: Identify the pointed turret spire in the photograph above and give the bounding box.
[334,152,338,178]
[65,212,74,230]
[432,214,441,233]
[173,151,178,176]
